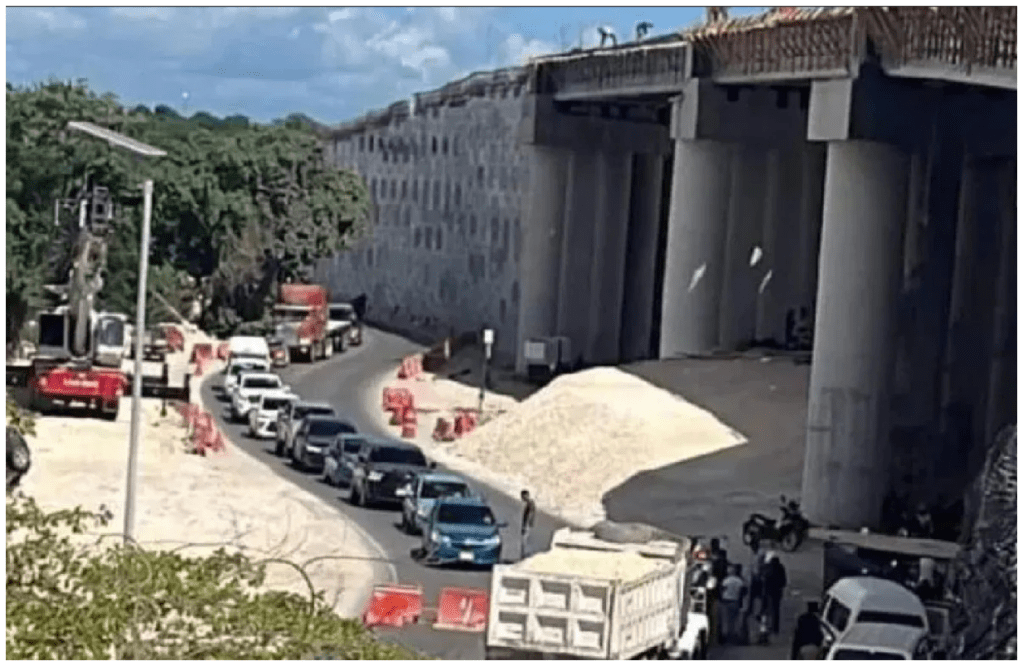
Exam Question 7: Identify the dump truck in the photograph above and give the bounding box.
[485,522,709,660]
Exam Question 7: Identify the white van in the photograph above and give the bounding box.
[825,622,927,660]
[227,336,270,366]
[820,577,928,650]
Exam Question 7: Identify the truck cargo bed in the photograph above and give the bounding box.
[487,554,681,660]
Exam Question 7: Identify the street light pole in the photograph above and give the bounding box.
[478,328,494,414]
[124,179,153,544]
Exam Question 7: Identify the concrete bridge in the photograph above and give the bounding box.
[320,6,1016,529]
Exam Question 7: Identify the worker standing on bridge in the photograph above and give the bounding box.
[520,489,536,561]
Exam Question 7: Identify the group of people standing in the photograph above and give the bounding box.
[707,539,790,645]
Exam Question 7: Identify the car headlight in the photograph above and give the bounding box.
[367,471,383,482]
[430,529,441,543]
[417,507,429,517]
[482,535,501,546]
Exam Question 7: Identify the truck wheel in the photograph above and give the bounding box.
[338,334,348,353]
[324,337,334,357]
[274,439,284,456]
[102,400,119,421]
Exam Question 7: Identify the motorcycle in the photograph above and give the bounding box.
[742,495,810,552]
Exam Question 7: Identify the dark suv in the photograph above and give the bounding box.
[291,416,356,472]
[349,440,431,508]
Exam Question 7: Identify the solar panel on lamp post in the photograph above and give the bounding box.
[66,121,167,546]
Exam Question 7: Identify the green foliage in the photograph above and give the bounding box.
[6,79,371,342]
[6,493,422,660]
[6,392,36,438]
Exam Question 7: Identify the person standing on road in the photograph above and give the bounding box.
[718,564,747,644]
[520,489,536,561]
[762,551,788,636]
[790,601,824,659]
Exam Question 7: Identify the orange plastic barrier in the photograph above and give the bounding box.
[362,584,424,628]
[190,343,213,363]
[453,410,478,437]
[397,356,423,380]
[215,342,229,360]
[433,587,489,632]
[400,406,418,439]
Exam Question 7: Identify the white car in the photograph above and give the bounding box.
[223,357,270,396]
[248,390,298,439]
[230,372,285,423]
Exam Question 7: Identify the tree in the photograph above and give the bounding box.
[6,80,370,341]
[6,493,421,659]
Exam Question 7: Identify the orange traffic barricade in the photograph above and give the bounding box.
[433,587,489,632]
[362,584,424,628]
[215,342,229,360]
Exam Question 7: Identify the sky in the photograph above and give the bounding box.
[6,5,767,126]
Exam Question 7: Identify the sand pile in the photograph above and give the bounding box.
[438,367,748,525]
[18,397,377,617]
[521,548,661,581]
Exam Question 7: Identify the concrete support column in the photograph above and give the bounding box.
[793,143,827,339]
[802,140,910,528]
[940,155,1004,479]
[659,140,732,358]
[587,152,634,364]
[515,146,570,374]
[756,146,802,345]
[557,151,600,364]
[620,154,665,362]
[984,158,1017,446]
[718,145,768,350]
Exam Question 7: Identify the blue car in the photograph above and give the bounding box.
[415,496,506,567]
[398,471,475,535]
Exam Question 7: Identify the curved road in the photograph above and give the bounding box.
[201,328,567,659]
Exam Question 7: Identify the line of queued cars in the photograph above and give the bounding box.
[215,335,509,568]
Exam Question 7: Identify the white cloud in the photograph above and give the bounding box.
[8,7,87,34]
[288,27,301,40]
[328,9,357,23]
[499,33,559,65]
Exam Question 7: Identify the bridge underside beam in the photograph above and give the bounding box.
[672,78,807,147]
[519,95,669,154]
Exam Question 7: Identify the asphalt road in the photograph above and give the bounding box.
[200,328,567,660]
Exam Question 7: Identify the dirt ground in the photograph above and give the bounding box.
[16,387,379,619]
[374,346,827,659]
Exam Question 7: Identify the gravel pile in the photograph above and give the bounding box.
[440,367,747,525]
[520,548,661,582]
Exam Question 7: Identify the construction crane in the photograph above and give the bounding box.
[28,181,131,419]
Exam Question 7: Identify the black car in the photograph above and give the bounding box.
[276,401,336,457]
[349,440,431,508]
[291,416,357,471]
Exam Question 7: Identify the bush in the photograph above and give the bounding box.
[5,493,421,659]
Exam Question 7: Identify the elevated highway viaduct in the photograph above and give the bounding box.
[322,7,1016,530]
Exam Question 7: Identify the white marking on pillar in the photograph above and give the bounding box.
[620,154,665,363]
[719,145,768,350]
[515,146,570,374]
[802,140,909,529]
[588,151,633,365]
[659,140,732,358]
[557,151,600,363]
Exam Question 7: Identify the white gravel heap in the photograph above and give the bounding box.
[447,367,748,526]
[520,548,661,582]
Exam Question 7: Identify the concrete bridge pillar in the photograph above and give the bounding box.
[587,152,634,365]
[793,143,827,337]
[984,158,1017,447]
[620,154,665,362]
[718,145,768,351]
[755,145,803,345]
[515,146,571,374]
[557,151,601,363]
[658,139,732,358]
[940,155,1006,480]
[802,140,910,528]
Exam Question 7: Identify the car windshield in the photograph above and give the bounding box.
[422,481,470,500]
[369,446,426,466]
[308,420,355,438]
[275,306,309,323]
[242,377,281,389]
[342,437,365,453]
[231,363,265,376]
[296,406,335,420]
[329,306,354,321]
[856,611,925,628]
[831,649,906,660]
[262,397,292,411]
[436,504,495,526]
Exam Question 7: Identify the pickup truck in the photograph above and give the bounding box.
[275,400,336,457]
[485,523,709,660]
[247,390,298,439]
[348,440,431,507]
[222,357,270,397]
[328,302,362,348]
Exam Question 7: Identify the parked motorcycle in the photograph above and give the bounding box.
[742,495,810,552]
